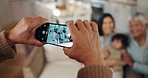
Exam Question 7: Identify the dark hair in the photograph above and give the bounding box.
[111,34,129,48]
[98,13,115,36]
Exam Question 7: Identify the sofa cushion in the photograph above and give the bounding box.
[39,59,83,78]
[23,47,45,78]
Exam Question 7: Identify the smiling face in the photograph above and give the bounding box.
[129,18,146,38]
[102,16,114,36]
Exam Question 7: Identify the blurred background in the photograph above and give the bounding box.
[0,0,148,78]
[1,0,148,32]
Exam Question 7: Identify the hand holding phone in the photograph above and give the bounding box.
[35,23,72,47]
[64,20,104,67]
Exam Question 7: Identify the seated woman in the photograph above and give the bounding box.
[98,13,115,49]
[102,34,132,78]
[125,13,148,78]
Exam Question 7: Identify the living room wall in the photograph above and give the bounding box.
[0,0,35,31]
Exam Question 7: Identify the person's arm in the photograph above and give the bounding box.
[64,20,112,78]
[78,47,112,78]
[106,50,130,66]
[121,50,132,66]
[77,65,112,78]
[0,31,16,63]
[0,16,47,63]
[132,62,148,75]
[122,51,148,75]
[77,45,112,78]
[102,47,117,66]
[101,47,110,59]
[105,60,117,66]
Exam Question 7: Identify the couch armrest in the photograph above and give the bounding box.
[23,47,45,78]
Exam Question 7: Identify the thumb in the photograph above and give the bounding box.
[63,48,71,56]
[32,39,44,47]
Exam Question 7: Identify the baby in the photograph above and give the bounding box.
[102,34,132,78]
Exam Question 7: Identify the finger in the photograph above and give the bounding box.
[67,22,78,40]
[31,18,48,30]
[34,16,47,22]
[63,48,71,56]
[75,20,87,31]
[22,16,34,23]
[32,39,44,47]
[90,21,98,32]
[30,15,36,18]
[35,16,44,20]
[25,15,36,18]
[26,16,37,21]
[31,32,44,47]
[41,17,48,20]
[83,20,92,31]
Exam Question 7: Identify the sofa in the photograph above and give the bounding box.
[0,44,28,78]
[23,44,83,78]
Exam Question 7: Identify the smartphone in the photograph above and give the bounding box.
[35,23,73,47]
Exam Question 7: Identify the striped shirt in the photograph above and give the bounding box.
[0,30,16,63]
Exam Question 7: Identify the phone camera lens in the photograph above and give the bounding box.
[41,38,44,40]
[42,31,45,34]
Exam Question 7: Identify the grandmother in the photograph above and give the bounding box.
[125,13,148,78]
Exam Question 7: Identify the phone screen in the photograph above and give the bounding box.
[35,23,73,47]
